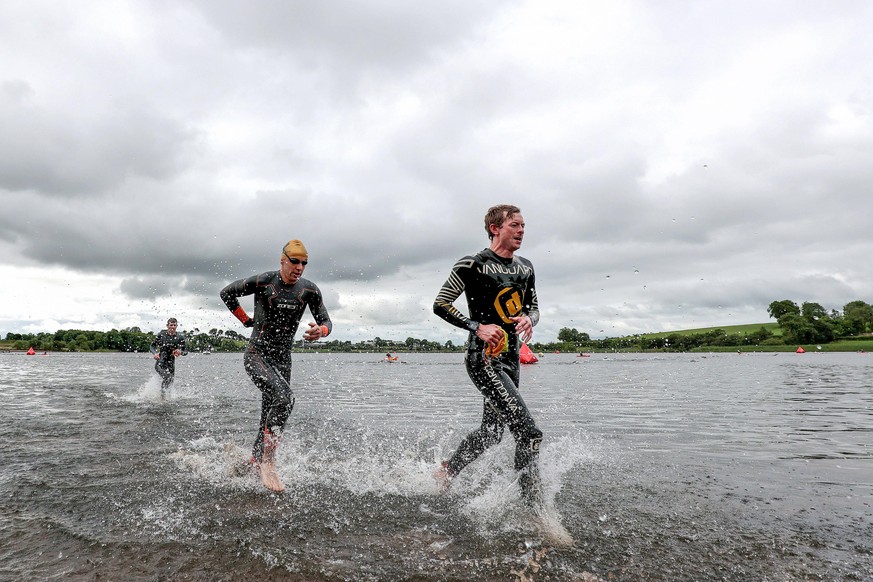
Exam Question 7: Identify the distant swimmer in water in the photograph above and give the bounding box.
[220,239,333,493]
[149,318,188,400]
[432,204,545,508]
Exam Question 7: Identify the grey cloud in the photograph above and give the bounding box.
[0,92,199,196]
[119,276,174,300]
[4,1,873,342]
[1,79,35,102]
[190,0,512,73]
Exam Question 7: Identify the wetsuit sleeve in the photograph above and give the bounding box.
[220,274,261,324]
[306,285,333,337]
[149,332,160,355]
[525,267,540,327]
[433,257,480,332]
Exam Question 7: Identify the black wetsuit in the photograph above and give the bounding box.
[149,331,188,397]
[220,271,332,462]
[433,247,543,506]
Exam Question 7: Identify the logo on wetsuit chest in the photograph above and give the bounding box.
[494,287,523,324]
[480,262,531,276]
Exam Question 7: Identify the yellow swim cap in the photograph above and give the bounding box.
[282,239,308,260]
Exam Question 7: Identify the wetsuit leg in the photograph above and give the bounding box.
[243,347,294,461]
[154,358,175,398]
[447,351,544,506]
[445,397,504,476]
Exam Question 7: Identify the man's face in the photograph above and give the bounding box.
[280,254,307,284]
[167,321,177,334]
[492,212,525,251]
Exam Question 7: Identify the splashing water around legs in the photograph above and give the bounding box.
[432,460,453,494]
[133,375,166,402]
[259,428,285,493]
[517,461,575,547]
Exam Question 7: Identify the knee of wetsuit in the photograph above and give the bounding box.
[277,393,296,417]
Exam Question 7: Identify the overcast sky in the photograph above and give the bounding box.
[3,1,872,344]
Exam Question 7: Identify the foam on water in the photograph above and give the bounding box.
[122,375,166,402]
[121,375,205,404]
[164,423,599,549]
[167,437,263,493]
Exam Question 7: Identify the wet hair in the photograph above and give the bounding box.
[167,318,178,325]
[484,204,521,240]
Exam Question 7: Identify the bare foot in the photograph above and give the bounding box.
[259,460,285,493]
[432,462,452,495]
[259,428,284,492]
[531,507,575,547]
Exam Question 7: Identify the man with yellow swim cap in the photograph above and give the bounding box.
[432,204,544,509]
[220,239,333,493]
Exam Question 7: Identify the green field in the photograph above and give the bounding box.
[632,322,873,352]
[637,322,782,339]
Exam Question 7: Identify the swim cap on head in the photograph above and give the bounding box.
[282,239,308,260]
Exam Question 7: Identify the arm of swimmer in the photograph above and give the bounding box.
[220,276,258,327]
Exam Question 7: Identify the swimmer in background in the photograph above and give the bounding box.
[149,317,188,400]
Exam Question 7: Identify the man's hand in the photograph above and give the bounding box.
[476,323,506,348]
[510,315,533,343]
[302,322,323,342]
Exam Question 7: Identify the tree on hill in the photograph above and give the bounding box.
[557,327,590,343]
[767,300,800,320]
[768,299,837,344]
[842,300,873,335]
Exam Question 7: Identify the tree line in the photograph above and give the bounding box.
[553,325,777,352]
[3,327,250,353]
[5,298,871,353]
[1,328,460,353]
[766,299,873,344]
[552,298,873,352]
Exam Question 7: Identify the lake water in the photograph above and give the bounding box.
[0,351,870,581]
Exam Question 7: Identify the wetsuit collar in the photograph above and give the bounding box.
[484,248,515,264]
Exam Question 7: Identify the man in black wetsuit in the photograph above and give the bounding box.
[432,204,544,508]
[220,239,332,493]
[149,317,188,400]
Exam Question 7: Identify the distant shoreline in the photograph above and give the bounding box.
[4,320,872,354]
[4,345,870,354]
